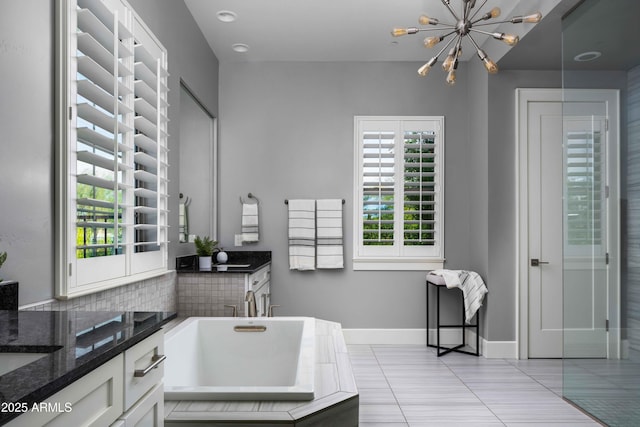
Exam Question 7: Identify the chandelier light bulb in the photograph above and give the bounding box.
[523,12,542,23]
[442,49,456,72]
[391,28,406,37]
[495,33,519,46]
[446,68,457,85]
[483,57,499,74]
[424,36,443,48]
[490,7,501,18]
[418,57,438,76]
[419,15,439,25]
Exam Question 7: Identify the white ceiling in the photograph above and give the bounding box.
[183,0,548,64]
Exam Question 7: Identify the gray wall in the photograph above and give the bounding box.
[486,70,562,341]
[0,0,218,305]
[218,61,473,328]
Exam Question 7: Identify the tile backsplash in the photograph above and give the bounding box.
[20,271,177,312]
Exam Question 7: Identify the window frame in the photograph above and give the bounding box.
[55,0,169,299]
[353,116,445,271]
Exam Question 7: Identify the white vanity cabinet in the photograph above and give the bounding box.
[6,330,165,427]
[247,265,271,317]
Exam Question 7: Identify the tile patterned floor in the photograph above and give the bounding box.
[347,344,603,426]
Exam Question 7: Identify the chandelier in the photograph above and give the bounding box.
[391,0,542,85]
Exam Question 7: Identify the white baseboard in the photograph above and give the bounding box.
[343,328,428,345]
[343,328,517,359]
[481,339,517,359]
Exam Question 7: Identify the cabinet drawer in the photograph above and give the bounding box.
[117,383,164,427]
[249,265,270,291]
[124,331,164,412]
[7,354,124,427]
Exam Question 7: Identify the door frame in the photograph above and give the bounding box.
[516,88,620,359]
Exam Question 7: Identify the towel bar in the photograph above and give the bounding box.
[285,199,344,204]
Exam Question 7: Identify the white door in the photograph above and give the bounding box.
[527,100,565,358]
[519,89,617,359]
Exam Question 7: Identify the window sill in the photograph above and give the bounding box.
[353,258,444,271]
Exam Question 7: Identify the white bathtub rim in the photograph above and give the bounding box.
[164,316,316,401]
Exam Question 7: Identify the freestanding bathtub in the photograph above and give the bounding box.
[164,317,315,401]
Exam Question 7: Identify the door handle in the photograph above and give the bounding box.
[531,258,550,267]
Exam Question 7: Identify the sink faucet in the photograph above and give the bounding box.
[245,290,257,317]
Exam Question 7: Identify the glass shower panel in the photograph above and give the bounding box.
[562,115,608,360]
[562,0,640,425]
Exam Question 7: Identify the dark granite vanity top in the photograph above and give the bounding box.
[0,310,175,424]
[176,251,271,274]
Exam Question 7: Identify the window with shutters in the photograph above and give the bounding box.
[353,117,445,270]
[564,117,607,257]
[56,0,169,298]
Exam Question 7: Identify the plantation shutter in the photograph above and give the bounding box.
[131,14,170,274]
[564,118,606,255]
[355,117,444,268]
[58,0,169,296]
[403,128,437,247]
[362,129,396,247]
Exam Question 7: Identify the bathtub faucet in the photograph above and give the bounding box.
[245,290,257,317]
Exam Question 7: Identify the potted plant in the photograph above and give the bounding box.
[194,236,217,270]
[0,251,6,282]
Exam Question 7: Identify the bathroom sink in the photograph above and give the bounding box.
[215,264,251,268]
[0,352,49,376]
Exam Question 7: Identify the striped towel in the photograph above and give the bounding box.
[430,269,488,323]
[241,202,259,243]
[288,199,316,270]
[316,199,343,269]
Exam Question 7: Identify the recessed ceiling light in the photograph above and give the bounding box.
[232,43,249,53]
[216,10,237,23]
[574,51,602,62]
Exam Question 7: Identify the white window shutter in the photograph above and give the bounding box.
[354,117,444,270]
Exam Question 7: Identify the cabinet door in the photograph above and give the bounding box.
[117,383,164,427]
[124,331,165,411]
[6,354,124,427]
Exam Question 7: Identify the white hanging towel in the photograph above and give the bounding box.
[316,199,344,269]
[288,199,316,270]
[429,269,488,324]
[241,202,259,242]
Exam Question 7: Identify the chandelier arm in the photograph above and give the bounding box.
[466,33,482,52]
[471,19,514,27]
[416,25,458,32]
[468,28,496,37]
[440,0,461,21]
[468,0,489,21]
[434,34,459,59]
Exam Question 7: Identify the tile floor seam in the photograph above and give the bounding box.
[507,358,564,397]
[370,344,411,426]
[438,354,508,426]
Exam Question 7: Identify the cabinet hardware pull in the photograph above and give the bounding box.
[134,354,166,377]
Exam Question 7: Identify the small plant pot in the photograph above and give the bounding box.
[199,256,212,271]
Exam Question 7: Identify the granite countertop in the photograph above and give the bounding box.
[176,251,271,274]
[0,310,176,424]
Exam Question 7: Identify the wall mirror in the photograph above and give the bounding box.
[179,81,217,243]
